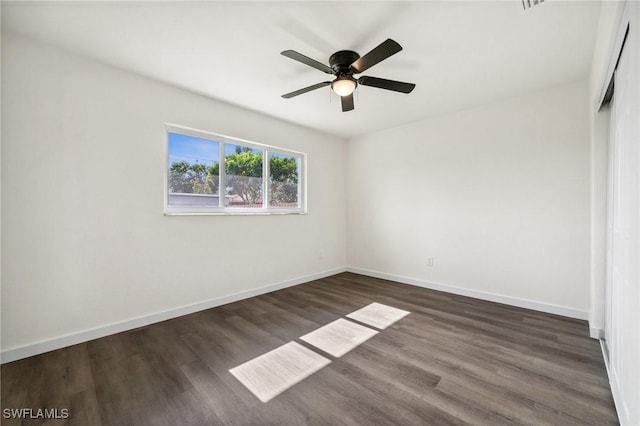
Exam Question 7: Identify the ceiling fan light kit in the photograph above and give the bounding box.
[281,39,416,112]
[331,76,357,96]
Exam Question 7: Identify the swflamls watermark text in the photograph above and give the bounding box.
[3,408,69,420]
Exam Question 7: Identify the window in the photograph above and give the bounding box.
[165,125,305,215]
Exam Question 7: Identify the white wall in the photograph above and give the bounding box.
[347,80,590,317]
[0,33,346,360]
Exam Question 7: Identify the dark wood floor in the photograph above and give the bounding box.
[1,273,618,425]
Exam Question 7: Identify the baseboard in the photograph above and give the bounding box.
[0,267,347,364]
[589,325,604,339]
[346,267,589,320]
[0,265,591,363]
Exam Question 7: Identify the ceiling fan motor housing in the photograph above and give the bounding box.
[329,50,360,75]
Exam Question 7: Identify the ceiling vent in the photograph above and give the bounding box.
[522,0,544,10]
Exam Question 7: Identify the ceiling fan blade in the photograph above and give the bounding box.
[358,76,415,93]
[282,82,331,99]
[350,39,403,74]
[281,50,334,74]
[341,93,354,112]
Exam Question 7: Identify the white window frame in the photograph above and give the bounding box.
[164,124,307,215]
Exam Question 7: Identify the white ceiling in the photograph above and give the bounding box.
[2,1,601,139]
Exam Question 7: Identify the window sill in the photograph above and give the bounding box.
[164,209,307,216]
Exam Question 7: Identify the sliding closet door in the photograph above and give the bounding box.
[606,6,639,424]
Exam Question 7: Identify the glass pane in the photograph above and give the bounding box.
[224,143,264,208]
[269,152,299,208]
[167,132,220,207]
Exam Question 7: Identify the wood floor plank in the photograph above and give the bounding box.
[1,272,618,425]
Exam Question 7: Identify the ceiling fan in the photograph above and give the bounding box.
[281,39,416,112]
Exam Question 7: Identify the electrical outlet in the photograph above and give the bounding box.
[426,257,434,267]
